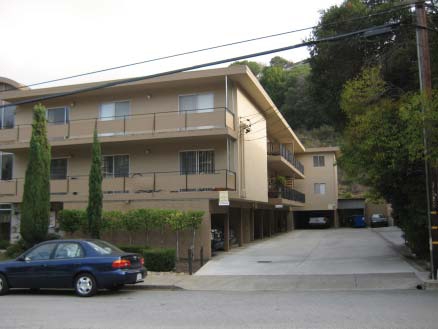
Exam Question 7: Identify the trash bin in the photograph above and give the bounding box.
[352,215,366,228]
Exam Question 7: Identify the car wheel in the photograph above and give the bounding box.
[74,273,97,297]
[0,274,9,296]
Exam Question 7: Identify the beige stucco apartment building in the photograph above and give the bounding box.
[0,66,307,258]
[293,147,340,228]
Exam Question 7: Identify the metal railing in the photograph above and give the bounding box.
[0,169,236,197]
[268,187,305,203]
[267,142,304,175]
[0,107,235,144]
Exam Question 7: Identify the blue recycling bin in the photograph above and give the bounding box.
[352,215,366,228]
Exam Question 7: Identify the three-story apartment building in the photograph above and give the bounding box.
[0,66,306,258]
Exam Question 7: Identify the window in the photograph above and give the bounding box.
[103,155,129,178]
[0,152,13,180]
[51,158,68,180]
[179,93,214,113]
[180,150,215,174]
[54,243,84,259]
[85,240,123,255]
[25,243,57,261]
[0,106,15,129]
[100,101,130,121]
[314,183,326,195]
[313,155,325,167]
[47,107,69,124]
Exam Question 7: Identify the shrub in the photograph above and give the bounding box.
[0,240,10,249]
[58,209,87,234]
[6,240,27,258]
[143,248,176,272]
[117,245,149,254]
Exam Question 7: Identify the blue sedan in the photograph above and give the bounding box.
[0,239,146,297]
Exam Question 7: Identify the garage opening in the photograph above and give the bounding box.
[293,210,335,229]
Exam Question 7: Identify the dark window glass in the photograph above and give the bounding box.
[1,106,15,129]
[103,155,129,178]
[313,155,325,167]
[50,158,68,180]
[1,153,13,180]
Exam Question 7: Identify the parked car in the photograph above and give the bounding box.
[370,214,388,227]
[0,239,146,297]
[211,229,237,251]
[308,217,329,228]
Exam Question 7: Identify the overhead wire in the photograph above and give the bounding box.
[1,3,413,92]
[0,22,402,110]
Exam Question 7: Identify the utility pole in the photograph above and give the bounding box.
[415,0,437,280]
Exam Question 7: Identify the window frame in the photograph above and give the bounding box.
[102,154,130,178]
[179,149,215,175]
[50,157,69,180]
[0,152,14,181]
[24,242,57,261]
[99,100,131,121]
[313,155,325,167]
[46,106,70,125]
[178,93,215,113]
[314,183,326,195]
[0,106,15,129]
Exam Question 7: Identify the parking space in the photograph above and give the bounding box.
[197,228,417,276]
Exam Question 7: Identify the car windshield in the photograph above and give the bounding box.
[372,214,384,219]
[85,240,124,255]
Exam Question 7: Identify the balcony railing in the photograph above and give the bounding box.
[267,142,304,175]
[268,187,305,203]
[0,107,235,144]
[0,170,236,198]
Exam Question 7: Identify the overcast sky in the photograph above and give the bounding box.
[0,0,344,88]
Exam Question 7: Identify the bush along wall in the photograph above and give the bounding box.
[58,208,204,260]
[142,248,176,272]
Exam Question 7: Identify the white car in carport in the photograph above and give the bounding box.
[308,217,329,228]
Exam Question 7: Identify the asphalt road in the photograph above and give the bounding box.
[1,289,437,329]
[197,228,415,275]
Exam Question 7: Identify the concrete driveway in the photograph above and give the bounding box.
[196,228,417,276]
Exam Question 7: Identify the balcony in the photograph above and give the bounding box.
[0,170,236,202]
[267,143,304,179]
[0,107,235,149]
[268,187,305,206]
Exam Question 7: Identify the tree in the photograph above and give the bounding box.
[166,210,185,261]
[338,66,438,258]
[184,211,204,253]
[86,128,103,238]
[20,104,51,246]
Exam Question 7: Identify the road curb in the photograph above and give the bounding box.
[125,284,184,291]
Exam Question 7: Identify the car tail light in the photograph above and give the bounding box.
[140,257,144,266]
[112,259,131,269]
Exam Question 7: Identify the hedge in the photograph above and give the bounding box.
[142,248,176,272]
[0,240,10,250]
[117,245,149,254]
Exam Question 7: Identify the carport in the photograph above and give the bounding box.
[337,198,365,227]
[293,210,335,229]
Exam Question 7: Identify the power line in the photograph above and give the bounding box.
[0,22,401,110]
[1,3,412,92]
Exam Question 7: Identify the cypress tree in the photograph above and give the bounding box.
[21,104,51,246]
[87,128,103,238]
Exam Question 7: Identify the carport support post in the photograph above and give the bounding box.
[250,208,255,241]
[224,210,230,251]
[239,208,244,247]
[268,211,273,237]
[260,212,264,239]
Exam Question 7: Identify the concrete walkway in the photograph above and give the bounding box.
[196,228,416,276]
[132,228,431,291]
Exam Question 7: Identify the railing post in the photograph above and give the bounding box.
[15,178,18,196]
[188,248,193,275]
[225,169,228,190]
[184,110,188,131]
[153,172,156,192]
[67,177,70,194]
[16,125,20,142]
[123,115,126,135]
[153,112,156,134]
[200,246,204,267]
[67,120,71,139]
[185,172,188,191]
[123,176,126,193]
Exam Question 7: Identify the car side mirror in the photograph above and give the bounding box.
[16,256,25,261]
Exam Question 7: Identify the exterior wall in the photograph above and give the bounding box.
[294,151,338,211]
[235,87,268,203]
[13,82,226,126]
